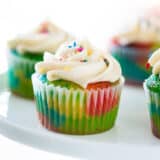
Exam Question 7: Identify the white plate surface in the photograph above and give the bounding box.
[0,71,160,159]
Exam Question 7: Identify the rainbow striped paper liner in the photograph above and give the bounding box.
[144,82,160,138]
[32,74,124,135]
[7,50,37,99]
[110,45,152,58]
[110,46,151,85]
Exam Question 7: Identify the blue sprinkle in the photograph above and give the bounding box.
[68,45,72,48]
[73,41,77,47]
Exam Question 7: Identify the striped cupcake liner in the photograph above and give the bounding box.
[110,46,151,84]
[144,83,160,138]
[110,45,152,58]
[7,50,38,99]
[32,73,124,135]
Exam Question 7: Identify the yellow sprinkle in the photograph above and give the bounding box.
[87,49,93,56]
[63,66,72,71]
[38,68,45,74]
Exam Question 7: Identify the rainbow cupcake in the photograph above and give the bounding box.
[7,21,72,99]
[32,41,124,135]
[144,48,160,138]
[110,8,160,85]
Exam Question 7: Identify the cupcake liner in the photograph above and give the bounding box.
[32,74,124,135]
[110,46,151,84]
[110,45,152,58]
[7,50,38,99]
[144,82,160,138]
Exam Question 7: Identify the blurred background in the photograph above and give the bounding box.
[0,1,160,159]
[1,0,160,48]
[0,0,159,71]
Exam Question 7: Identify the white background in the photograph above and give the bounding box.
[0,0,160,159]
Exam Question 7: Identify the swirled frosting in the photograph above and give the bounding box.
[8,21,73,54]
[148,48,160,74]
[35,41,122,88]
[115,9,160,45]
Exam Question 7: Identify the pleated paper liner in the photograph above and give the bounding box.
[111,46,151,84]
[7,50,39,99]
[32,74,124,135]
[144,82,160,138]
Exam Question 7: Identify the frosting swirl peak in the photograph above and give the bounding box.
[114,8,160,45]
[8,21,73,54]
[35,41,122,88]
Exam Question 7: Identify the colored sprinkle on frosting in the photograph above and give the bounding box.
[66,41,84,55]
[80,59,88,62]
[104,58,109,66]
[73,41,77,47]
[63,66,72,71]
[68,41,77,48]
[76,47,84,52]
[87,49,93,56]
[39,28,48,34]
[39,21,49,33]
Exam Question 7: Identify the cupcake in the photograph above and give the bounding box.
[110,8,160,85]
[7,21,72,99]
[32,40,124,135]
[144,48,160,138]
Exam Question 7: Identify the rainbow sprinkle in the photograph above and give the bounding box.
[73,41,77,47]
[76,47,83,52]
[68,45,72,48]
[68,41,77,48]
[39,22,49,34]
[104,58,109,66]
[80,59,88,62]
[63,66,72,71]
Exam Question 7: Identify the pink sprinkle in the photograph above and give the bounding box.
[76,47,83,52]
[40,28,48,34]
[39,21,49,33]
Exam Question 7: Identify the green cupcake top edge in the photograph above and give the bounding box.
[10,49,44,61]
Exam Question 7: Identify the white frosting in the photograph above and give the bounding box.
[116,12,160,45]
[35,41,122,88]
[8,22,73,54]
[148,48,160,74]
